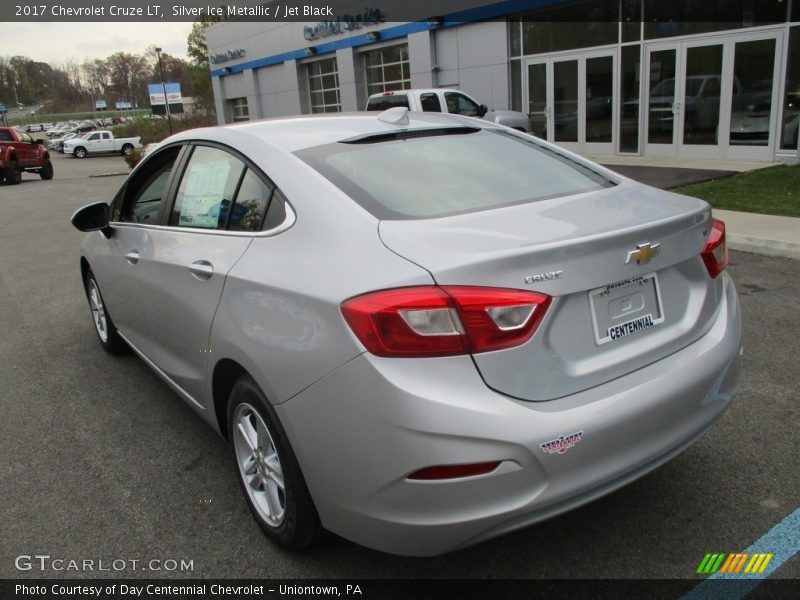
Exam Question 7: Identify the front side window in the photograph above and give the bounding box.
[88,133,101,141]
[119,146,182,224]
[444,92,481,117]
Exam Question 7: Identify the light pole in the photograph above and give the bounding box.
[155,47,173,135]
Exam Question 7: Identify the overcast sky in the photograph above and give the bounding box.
[0,22,194,64]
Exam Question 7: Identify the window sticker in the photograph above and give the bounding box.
[178,162,231,228]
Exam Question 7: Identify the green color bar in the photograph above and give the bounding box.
[697,553,728,574]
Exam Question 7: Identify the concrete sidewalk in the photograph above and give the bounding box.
[713,209,800,260]
[593,157,800,260]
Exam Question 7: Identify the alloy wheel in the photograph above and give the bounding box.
[232,402,286,527]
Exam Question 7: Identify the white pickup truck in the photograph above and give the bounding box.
[366,88,530,132]
[63,130,142,158]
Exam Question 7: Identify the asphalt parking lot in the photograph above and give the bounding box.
[0,152,798,587]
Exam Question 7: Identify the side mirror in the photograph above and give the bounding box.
[478,104,488,118]
[34,138,45,146]
[71,202,112,237]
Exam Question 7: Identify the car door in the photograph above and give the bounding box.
[106,144,270,405]
[84,132,101,152]
[17,131,36,166]
[97,132,114,153]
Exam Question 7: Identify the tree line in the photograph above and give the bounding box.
[0,21,215,115]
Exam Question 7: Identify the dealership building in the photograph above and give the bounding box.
[207,0,800,162]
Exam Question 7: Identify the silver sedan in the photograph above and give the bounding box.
[71,109,741,556]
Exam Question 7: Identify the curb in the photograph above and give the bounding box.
[727,234,800,261]
[89,172,128,178]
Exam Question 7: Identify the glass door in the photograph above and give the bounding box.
[527,61,548,141]
[584,53,615,155]
[642,31,782,160]
[525,51,616,155]
[644,46,679,156]
[725,33,782,161]
[552,58,579,150]
[679,42,724,159]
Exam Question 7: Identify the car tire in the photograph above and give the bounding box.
[83,269,128,355]
[227,375,323,550]
[39,159,54,180]
[121,144,134,156]
[74,147,87,158]
[6,161,22,185]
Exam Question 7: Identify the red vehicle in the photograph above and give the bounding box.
[0,127,54,184]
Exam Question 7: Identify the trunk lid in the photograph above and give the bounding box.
[378,181,720,401]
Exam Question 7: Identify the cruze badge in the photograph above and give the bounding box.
[524,270,563,285]
[625,242,661,265]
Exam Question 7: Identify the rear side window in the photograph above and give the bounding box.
[366,95,410,111]
[297,129,614,219]
[264,188,288,231]
[170,146,246,230]
[168,145,283,233]
[227,169,273,232]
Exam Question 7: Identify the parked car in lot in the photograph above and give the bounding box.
[0,126,53,183]
[63,130,142,157]
[71,110,741,556]
[366,88,531,132]
[49,131,81,153]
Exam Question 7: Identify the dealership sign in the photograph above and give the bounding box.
[303,7,385,41]
[147,83,183,105]
[210,48,246,65]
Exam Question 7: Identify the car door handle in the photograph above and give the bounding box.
[125,250,139,265]
[189,260,214,280]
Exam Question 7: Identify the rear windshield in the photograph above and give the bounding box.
[366,95,410,111]
[296,129,615,219]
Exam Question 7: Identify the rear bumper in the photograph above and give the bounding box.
[277,273,741,556]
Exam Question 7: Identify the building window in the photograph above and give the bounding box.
[643,0,788,39]
[307,58,341,113]
[229,97,249,122]
[364,44,410,96]
[521,0,618,54]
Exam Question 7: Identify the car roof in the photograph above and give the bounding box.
[165,111,494,153]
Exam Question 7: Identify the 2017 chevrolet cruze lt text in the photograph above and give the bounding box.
[71,109,741,556]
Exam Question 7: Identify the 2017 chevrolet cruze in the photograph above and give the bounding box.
[71,109,741,556]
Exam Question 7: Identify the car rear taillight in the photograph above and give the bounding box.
[341,286,551,357]
[701,218,728,279]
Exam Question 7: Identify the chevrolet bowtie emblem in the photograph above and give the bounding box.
[625,242,661,265]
